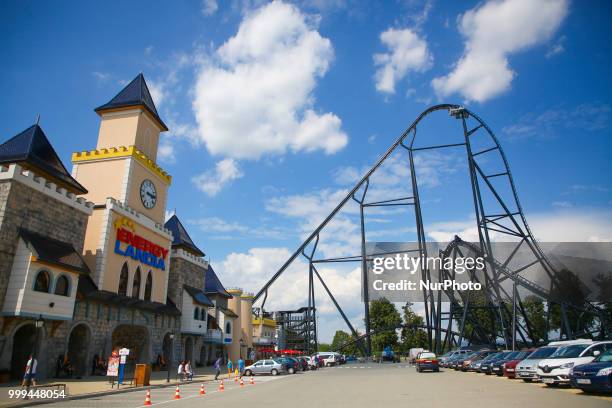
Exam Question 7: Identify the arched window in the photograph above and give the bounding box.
[33,270,50,293]
[54,275,70,296]
[144,271,153,301]
[132,267,141,299]
[118,263,129,296]
[194,307,200,320]
[200,309,206,321]
[225,321,231,335]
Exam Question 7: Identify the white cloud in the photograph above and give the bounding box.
[157,140,176,163]
[191,158,244,196]
[374,28,432,94]
[192,1,348,160]
[202,0,219,16]
[432,0,568,103]
[147,80,166,108]
[215,246,364,340]
[426,209,612,243]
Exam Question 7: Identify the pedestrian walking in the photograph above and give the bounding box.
[227,359,233,378]
[177,361,185,382]
[22,355,37,387]
[238,357,245,377]
[185,360,193,381]
[214,357,222,380]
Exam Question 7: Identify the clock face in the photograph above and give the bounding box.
[140,179,157,209]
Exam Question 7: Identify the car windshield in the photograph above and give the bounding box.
[595,349,612,362]
[420,352,436,359]
[484,353,501,361]
[503,351,519,360]
[550,345,589,358]
[527,347,557,359]
[514,351,530,359]
[272,359,282,364]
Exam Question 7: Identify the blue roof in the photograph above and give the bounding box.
[164,214,205,257]
[184,285,214,307]
[205,264,231,298]
[94,73,168,131]
[0,124,87,194]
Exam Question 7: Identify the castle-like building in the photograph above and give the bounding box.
[0,74,254,380]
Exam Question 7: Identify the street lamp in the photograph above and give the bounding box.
[167,332,175,383]
[25,315,44,398]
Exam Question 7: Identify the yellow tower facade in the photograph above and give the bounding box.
[71,74,173,303]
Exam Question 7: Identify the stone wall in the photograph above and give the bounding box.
[0,180,89,305]
[167,257,206,308]
[0,179,90,380]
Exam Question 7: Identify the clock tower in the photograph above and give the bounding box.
[72,74,173,303]
[72,73,171,224]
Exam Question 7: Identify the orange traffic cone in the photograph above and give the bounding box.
[218,379,225,391]
[199,383,206,396]
[234,373,238,382]
[144,388,152,406]
[174,384,181,400]
[239,377,244,387]
[249,376,255,385]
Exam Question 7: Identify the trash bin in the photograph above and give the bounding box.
[134,364,151,386]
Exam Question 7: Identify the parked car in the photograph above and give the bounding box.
[295,356,310,371]
[243,359,287,376]
[318,353,338,367]
[537,340,612,386]
[276,357,300,374]
[483,351,514,375]
[477,352,503,374]
[416,352,439,372]
[502,350,533,378]
[302,356,318,370]
[492,350,532,376]
[441,349,472,368]
[570,349,612,394]
[516,346,559,382]
[458,350,496,372]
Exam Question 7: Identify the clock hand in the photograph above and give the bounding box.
[146,192,156,199]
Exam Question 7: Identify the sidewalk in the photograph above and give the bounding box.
[0,366,235,407]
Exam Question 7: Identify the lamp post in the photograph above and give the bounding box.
[25,315,44,398]
[167,332,175,383]
[239,339,244,360]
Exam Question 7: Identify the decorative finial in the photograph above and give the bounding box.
[35,114,40,125]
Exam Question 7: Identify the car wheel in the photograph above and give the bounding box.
[271,369,278,376]
[325,363,331,367]
[545,383,558,387]
[288,367,295,374]
[522,379,532,383]
[244,369,252,377]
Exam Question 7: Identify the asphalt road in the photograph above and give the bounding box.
[36,363,612,408]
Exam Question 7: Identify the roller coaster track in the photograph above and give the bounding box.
[254,104,610,355]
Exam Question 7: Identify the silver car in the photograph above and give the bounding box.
[516,346,558,381]
[244,359,286,376]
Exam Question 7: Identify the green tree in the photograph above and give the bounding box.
[330,330,361,355]
[368,298,401,353]
[400,304,429,352]
[521,295,547,344]
[549,269,596,335]
[318,343,331,352]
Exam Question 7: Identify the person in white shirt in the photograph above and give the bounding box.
[177,361,185,382]
[22,355,38,387]
[184,361,193,381]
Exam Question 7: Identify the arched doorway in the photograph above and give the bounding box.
[184,337,193,363]
[112,325,149,375]
[67,324,91,377]
[162,333,172,370]
[10,324,36,380]
[199,345,207,366]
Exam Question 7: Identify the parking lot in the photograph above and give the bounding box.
[31,362,611,408]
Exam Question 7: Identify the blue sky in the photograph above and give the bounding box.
[2,0,611,340]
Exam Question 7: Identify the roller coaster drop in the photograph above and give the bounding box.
[253,104,610,355]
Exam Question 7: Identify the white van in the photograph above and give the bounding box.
[537,340,612,386]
